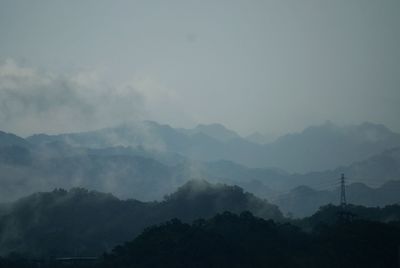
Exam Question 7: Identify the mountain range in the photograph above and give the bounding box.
[0,121,400,215]
[26,120,400,173]
[0,132,399,205]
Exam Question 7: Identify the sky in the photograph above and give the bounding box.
[0,0,399,137]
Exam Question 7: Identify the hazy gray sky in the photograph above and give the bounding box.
[0,0,399,136]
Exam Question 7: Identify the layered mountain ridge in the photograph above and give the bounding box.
[25,120,400,172]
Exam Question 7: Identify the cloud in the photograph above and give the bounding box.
[124,74,193,128]
[0,59,145,136]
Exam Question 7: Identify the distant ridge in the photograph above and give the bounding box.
[25,121,400,173]
[275,180,400,217]
[177,123,241,142]
[1,122,400,203]
[0,130,30,148]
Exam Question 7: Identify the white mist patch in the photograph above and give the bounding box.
[0,59,145,136]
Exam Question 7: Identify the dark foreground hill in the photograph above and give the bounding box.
[99,212,400,268]
[0,180,282,257]
[1,204,400,267]
[300,204,400,228]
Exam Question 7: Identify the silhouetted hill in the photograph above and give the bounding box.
[0,181,282,257]
[276,180,400,217]
[302,204,400,228]
[99,211,400,268]
[162,180,282,221]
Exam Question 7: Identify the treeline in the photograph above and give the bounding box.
[2,211,399,268]
[0,181,282,257]
[98,212,400,268]
[1,182,400,267]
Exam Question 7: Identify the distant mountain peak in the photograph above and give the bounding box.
[246,131,277,144]
[176,179,213,192]
[0,130,30,148]
[193,123,241,142]
[195,123,226,129]
[166,179,230,200]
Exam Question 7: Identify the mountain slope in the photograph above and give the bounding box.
[27,121,267,168]
[263,121,400,172]
[291,147,400,189]
[0,181,282,257]
[275,180,400,217]
[246,131,277,144]
[0,131,30,148]
[177,123,241,142]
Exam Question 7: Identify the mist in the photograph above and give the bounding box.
[0,59,145,136]
[1,1,400,266]
[1,0,399,136]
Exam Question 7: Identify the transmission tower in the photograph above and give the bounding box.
[340,173,346,208]
[338,173,354,223]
